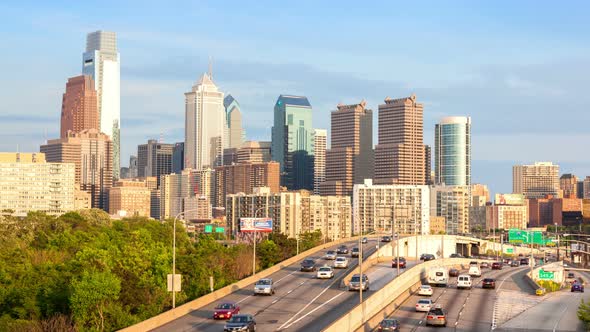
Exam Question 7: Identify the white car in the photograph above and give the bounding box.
[415,298,433,312]
[457,274,472,289]
[316,266,334,279]
[418,284,434,296]
[324,250,337,260]
[334,256,349,269]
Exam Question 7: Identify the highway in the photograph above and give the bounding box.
[374,264,537,331]
[153,237,410,332]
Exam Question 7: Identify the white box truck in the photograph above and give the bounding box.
[428,267,449,287]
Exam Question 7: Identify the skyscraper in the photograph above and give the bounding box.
[237,141,271,164]
[434,116,471,186]
[82,31,120,180]
[60,75,98,138]
[271,95,314,190]
[224,94,244,149]
[560,173,578,198]
[374,94,426,185]
[513,162,559,199]
[185,73,226,170]
[172,142,185,174]
[137,139,173,184]
[313,129,326,194]
[322,101,373,196]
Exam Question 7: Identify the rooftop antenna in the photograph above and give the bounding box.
[208,56,213,80]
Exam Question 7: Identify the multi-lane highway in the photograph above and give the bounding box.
[154,237,413,332]
[375,264,536,331]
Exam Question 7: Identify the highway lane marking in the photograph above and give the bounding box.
[279,292,345,330]
[491,266,528,330]
[552,298,570,332]
[236,269,300,304]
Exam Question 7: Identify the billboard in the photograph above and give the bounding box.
[239,218,273,233]
[495,193,526,206]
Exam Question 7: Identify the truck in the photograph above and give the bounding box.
[427,267,449,287]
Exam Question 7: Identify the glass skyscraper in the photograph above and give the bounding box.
[434,116,471,186]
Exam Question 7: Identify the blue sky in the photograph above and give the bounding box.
[1,1,590,194]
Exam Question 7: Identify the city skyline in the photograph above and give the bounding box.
[2,1,590,195]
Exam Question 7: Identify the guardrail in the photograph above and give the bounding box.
[323,258,491,332]
[119,236,361,332]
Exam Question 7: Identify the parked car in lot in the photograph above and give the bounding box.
[415,298,433,312]
[349,274,370,291]
[426,306,447,327]
[253,278,275,295]
[351,247,360,258]
[376,318,400,331]
[491,262,503,270]
[381,236,392,242]
[457,274,472,289]
[300,259,317,272]
[418,284,434,296]
[324,250,337,260]
[422,253,436,261]
[572,281,585,292]
[316,266,334,279]
[337,245,349,254]
[449,268,460,277]
[392,257,407,268]
[482,278,496,289]
[213,302,240,320]
[223,314,256,332]
[334,256,349,269]
[362,237,368,244]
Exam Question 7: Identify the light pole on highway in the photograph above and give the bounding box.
[171,208,203,308]
[251,204,281,276]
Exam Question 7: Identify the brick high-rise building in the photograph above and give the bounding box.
[321,101,373,196]
[513,162,559,199]
[374,94,426,185]
[108,179,151,217]
[137,139,173,184]
[560,173,578,198]
[60,75,99,138]
[214,162,280,207]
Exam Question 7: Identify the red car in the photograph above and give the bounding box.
[392,257,407,268]
[482,278,496,289]
[213,302,240,320]
[491,262,503,270]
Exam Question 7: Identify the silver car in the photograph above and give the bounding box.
[334,256,349,269]
[324,250,337,260]
[253,278,275,295]
[349,274,369,291]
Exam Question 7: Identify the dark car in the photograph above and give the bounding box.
[491,262,503,270]
[510,260,519,267]
[213,302,240,320]
[482,278,496,289]
[572,282,585,293]
[520,258,529,266]
[223,314,256,332]
[300,259,316,272]
[337,245,349,254]
[381,236,392,242]
[392,257,407,268]
[450,253,464,258]
[377,318,400,331]
[351,247,360,258]
[422,254,436,261]
[449,268,460,277]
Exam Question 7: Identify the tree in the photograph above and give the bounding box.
[70,270,121,331]
[257,240,281,269]
[578,299,590,327]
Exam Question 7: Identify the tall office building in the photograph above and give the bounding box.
[237,141,271,164]
[434,116,471,186]
[172,142,184,173]
[430,185,470,235]
[271,95,314,190]
[214,162,280,207]
[41,129,113,210]
[185,73,226,170]
[224,95,244,149]
[374,94,426,185]
[560,174,578,198]
[322,101,373,196]
[425,145,432,185]
[60,75,98,138]
[584,176,590,199]
[313,129,327,194]
[137,139,173,184]
[0,153,75,216]
[513,162,559,199]
[128,155,138,178]
[82,31,120,180]
[353,179,430,235]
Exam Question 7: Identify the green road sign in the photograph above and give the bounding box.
[508,229,546,245]
[505,248,514,254]
[215,227,225,233]
[538,269,554,280]
[204,224,213,233]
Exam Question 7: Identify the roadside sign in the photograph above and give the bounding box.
[505,248,514,254]
[167,274,182,292]
[509,229,528,244]
[204,224,213,233]
[538,269,554,280]
[215,227,225,233]
[239,218,273,233]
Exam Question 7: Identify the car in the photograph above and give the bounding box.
[520,258,529,265]
[449,268,460,277]
[377,318,400,331]
[324,250,337,260]
[300,259,317,272]
[351,247,360,258]
[426,306,447,327]
[469,261,478,266]
[510,260,520,267]
[213,302,240,320]
[392,257,407,268]
[457,274,472,289]
[418,284,434,296]
[223,314,256,332]
[337,245,349,254]
[416,298,433,312]
[572,282,585,292]
[253,278,275,295]
[334,256,349,269]
[422,254,436,261]
[450,253,464,258]
[316,266,334,279]
[567,272,576,283]
[482,278,496,289]
[349,273,370,291]
[480,262,490,268]
[468,265,481,277]
[491,262,503,270]
[362,237,368,244]
[381,236,392,242]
